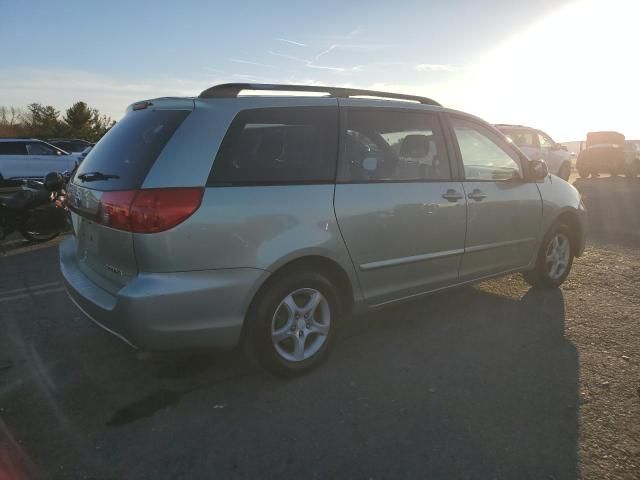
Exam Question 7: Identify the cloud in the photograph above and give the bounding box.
[230,59,275,68]
[315,45,337,61]
[346,26,364,39]
[268,50,363,73]
[277,38,306,47]
[414,64,458,72]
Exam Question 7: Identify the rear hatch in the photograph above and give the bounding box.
[67,99,193,293]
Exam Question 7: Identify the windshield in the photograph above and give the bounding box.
[74,108,190,190]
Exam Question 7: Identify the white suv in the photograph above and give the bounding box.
[0,138,80,180]
[495,125,573,180]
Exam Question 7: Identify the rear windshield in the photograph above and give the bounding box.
[74,108,190,190]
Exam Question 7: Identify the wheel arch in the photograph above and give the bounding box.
[553,208,585,257]
[240,254,358,343]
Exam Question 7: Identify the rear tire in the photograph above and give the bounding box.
[20,230,58,243]
[244,270,340,377]
[577,167,590,179]
[523,223,574,289]
[558,163,571,181]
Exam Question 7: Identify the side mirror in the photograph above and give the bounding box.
[529,159,549,181]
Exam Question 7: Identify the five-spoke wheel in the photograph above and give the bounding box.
[245,270,339,377]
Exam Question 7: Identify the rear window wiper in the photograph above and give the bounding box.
[77,171,121,182]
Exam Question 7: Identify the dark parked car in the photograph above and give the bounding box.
[47,138,93,153]
[576,131,639,178]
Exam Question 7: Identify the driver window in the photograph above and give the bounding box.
[27,142,58,156]
[339,109,450,182]
[538,132,555,149]
[450,117,523,181]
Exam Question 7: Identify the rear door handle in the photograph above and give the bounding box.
[468,189,488,201]
[442,189,464,202]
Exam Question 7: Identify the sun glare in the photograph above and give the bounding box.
[455,0,640,140]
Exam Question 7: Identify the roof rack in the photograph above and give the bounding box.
[198,83,441,106]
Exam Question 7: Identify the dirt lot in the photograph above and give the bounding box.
[0,176,638,479]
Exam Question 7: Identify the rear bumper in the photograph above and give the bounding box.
[59,237,267,351]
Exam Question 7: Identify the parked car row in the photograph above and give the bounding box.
[0,138,88,180]
[60,83,587,376]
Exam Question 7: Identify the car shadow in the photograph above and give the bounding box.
[321,284,580,479]
[112,284,579,479]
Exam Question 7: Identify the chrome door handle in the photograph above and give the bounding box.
[442,189,464,202]
[468,189,488,201]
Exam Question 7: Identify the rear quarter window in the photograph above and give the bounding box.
[208,106,338,185]
[0,142,27,155]
[74,108,190,191]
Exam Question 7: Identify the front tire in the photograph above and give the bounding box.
[20,230,59,243]
[558,163,571,181]
[523,223,574,289]
[244,270,339,377]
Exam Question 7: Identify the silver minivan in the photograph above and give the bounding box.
[60,84,586,376]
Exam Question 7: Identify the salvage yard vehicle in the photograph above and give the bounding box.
[495,124,573,180]
[0,172,67,242]
[576,131,640,178]
[60,84,587,376]
[0,138,81,180]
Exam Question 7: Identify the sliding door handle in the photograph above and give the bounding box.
[442,189,464,202]
[468,189,488,201]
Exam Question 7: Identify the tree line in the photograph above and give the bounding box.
[0,102,115,143]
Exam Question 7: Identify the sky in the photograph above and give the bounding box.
[1,0,638,141]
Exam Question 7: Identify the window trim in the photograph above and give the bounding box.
[445,113,532,183]
[206,106,340,187]
[336,106,456,185]
[27,141,62,156]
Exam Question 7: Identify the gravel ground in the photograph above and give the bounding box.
[0,176,638,479]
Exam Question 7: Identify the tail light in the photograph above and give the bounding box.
[99,188,203,233]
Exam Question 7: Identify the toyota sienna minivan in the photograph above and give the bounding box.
[60,83,587,376]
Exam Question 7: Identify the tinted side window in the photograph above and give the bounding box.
[339,109,450,182]
[209,107,338,185]
[451,117,522,181]
[502,129,536,148]
[0,142,27,155]
[27,142,58,155]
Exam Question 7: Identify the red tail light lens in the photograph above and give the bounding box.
[130,188,203,233]
[98,188,203,233]
[100,190,137,231]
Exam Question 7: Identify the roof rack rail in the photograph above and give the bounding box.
[198,83,441,106]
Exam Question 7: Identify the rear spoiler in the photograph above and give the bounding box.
[126,98,195,113]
